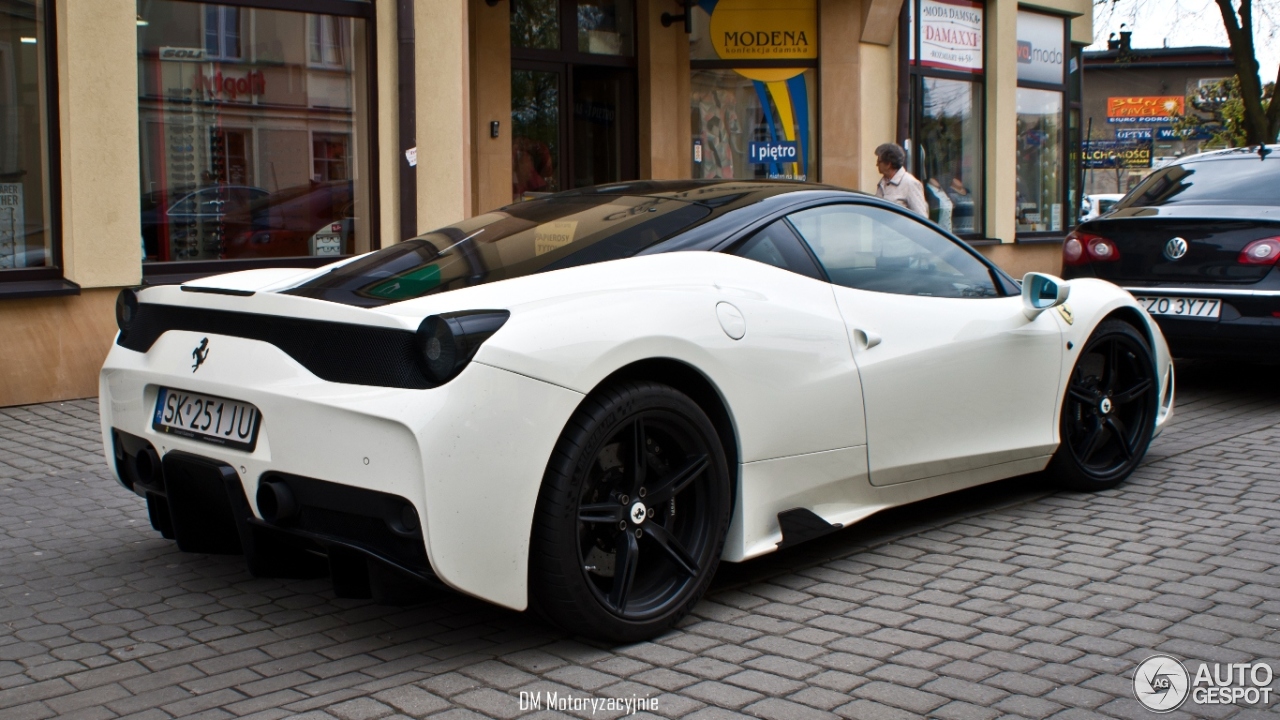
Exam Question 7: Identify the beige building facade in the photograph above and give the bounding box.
[1,0,1090,407]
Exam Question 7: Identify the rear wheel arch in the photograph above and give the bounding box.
[590,359,740,489]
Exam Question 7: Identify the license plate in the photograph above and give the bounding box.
[153,387,261,451]
[1135,296,1222,319]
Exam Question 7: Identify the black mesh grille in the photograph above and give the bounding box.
[117,303,433,389]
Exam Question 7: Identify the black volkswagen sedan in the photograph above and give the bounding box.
[1062,146,1280,360]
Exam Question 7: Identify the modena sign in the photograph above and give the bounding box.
[1107,96,1185,124]
[710,0,817,60]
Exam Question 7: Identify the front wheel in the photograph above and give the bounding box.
[529,381,731,643]
[1048,320,1158,491]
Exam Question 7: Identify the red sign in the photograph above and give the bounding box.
[1107,96,1184,120]
[195,71,266,101]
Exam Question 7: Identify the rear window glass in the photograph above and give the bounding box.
[1117,157,1280,209]
[285,195,711,307]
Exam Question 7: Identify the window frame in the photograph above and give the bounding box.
[903,0,988,242]
[140,0,379,285]
[0,0,69,298]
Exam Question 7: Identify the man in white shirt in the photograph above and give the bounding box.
[874,143,928,218]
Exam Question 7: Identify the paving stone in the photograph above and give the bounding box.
[2,368,1279,720]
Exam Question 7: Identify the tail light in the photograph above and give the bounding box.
[416,310,511,384]
[1064,230,1120,265]
[1238,237,1280,265]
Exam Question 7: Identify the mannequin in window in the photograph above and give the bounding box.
[926,177,954,233]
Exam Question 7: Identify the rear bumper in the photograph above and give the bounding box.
[1121,287,1280,360]
[100,328,584,610]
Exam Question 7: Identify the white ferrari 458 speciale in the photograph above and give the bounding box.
[101,181,1175,641]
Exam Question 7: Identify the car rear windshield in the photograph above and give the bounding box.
[1116,156,1280,209]
[284,195,712,307]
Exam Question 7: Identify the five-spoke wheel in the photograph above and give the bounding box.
[531,381,730,642]
[1049,320,1158,490]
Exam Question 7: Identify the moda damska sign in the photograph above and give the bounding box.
[917,0,984,73]
[1016,10,1065,85]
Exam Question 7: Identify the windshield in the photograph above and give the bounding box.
[285,194,712,307]
[1116,156,1280,209]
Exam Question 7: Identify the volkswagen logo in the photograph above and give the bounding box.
[1164,237,1189,261]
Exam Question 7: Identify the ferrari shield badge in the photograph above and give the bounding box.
[1057,304,1075,325]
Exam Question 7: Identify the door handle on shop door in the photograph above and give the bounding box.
[853,328,882,349]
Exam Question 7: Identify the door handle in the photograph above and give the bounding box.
[854,328,882,350]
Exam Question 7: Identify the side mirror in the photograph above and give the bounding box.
[1021,272,1070,320]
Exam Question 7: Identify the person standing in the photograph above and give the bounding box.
[874,143,928,218]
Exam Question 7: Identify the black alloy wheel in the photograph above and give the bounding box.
[1049,320,1158,490]
[530,381,731,642]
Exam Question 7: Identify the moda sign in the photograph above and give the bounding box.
[917,0,983,73]
[1016,10,1065,85]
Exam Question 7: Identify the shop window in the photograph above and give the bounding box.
[918,78,982,235]
[1016,88,1063,233]
[905,0,985,237]
[1014,9,1072,237]
[138,0,374,266]
[0,0,56,275]
[689,1,818,181]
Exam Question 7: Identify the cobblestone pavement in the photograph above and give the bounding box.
[2,359,1279,720]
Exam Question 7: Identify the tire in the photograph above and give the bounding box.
[1048,320,1159,491]
[530,380,731,643]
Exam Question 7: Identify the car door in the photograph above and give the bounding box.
[787,203,1064,487]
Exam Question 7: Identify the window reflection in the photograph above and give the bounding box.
[0,0,53,271]
[137,1,371,262]
[919,77,982,235]
[1016,87,1063,233]
[576,0,633,56]
[512,0,559,50]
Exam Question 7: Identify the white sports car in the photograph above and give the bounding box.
[101,181,1175,641]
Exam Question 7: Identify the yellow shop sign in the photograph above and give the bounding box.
[709,0,818,61]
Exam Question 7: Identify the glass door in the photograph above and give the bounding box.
[511,0,637,202]
[512,65,563,200]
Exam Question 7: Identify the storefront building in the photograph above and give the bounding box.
[1,0,1089,407]
[1081,40,1234,195]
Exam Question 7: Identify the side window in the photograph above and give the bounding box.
[788,204,999,298]
[731,220,824,281]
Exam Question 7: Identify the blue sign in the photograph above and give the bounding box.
[1156,126,1212,141]
[1115,129,1153,140]
[749,141,798,164]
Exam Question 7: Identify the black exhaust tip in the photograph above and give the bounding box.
[256,480,298,523]
[134,447,161,488]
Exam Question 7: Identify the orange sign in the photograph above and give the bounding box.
[1107,96,1184,120]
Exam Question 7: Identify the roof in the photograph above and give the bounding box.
[555,179,847,204]
[1083,45,1234,68]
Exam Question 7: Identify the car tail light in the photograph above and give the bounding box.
[416,310,511,384]
[1238,237,1280,265]
[115,288,139,333]
[1064,230,1120,265]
